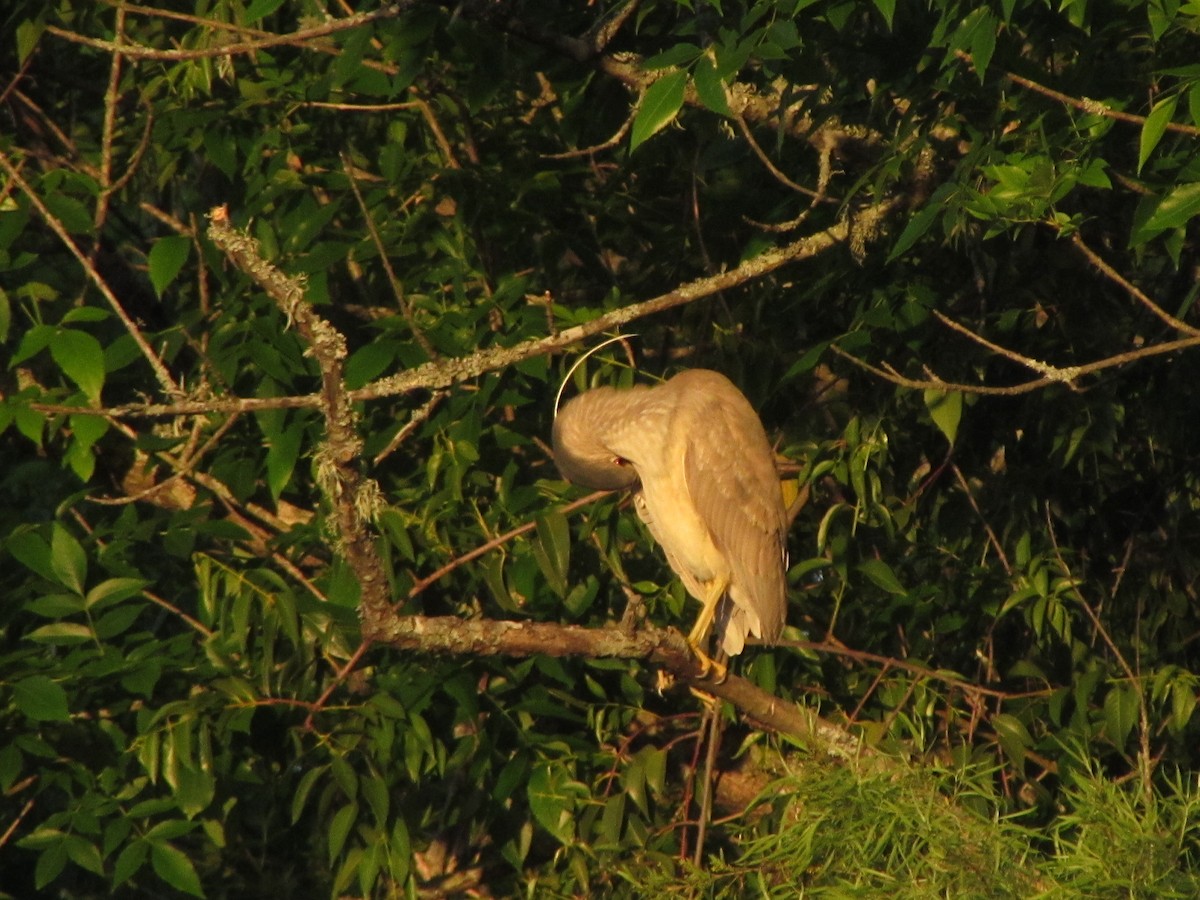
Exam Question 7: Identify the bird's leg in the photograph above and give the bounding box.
[686,579,729,684]
[656,579,729,693]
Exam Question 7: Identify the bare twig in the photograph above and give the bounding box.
[0,148,180,397]
[340,151,439,358]
[405,491,610,600]
[373,390,448,464]
[542,105,637,159]
[956,49,1200,138]
[91,4,126,233]
[735,113,828,201]
[1044,505,1153,795]
[829,332,1200,396]
[951,464,1011,576]
[1068,231,1200,338]
[932,310,1084,385]
[46,4,411,62]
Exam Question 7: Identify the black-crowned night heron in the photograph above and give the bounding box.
[552,369,787,671]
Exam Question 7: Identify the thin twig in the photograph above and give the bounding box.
[405,491,609,600]
[1044,504,1153,795]
[46,4,410,62]
[951,463,1011,576]
[956,49,1200,138]
[829,332,1200,396]
[735,113,827,200]
[932,309,1083,384]
[91,4,125,234]
[0,148,180,397]
[543,106,636,159]
[1069,231,1200,338]
[374,390,448,464]
[340,151,439,358]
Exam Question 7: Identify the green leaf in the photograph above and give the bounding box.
[50,524,87,594]
[14,675,70,722]
[113,841,148,887]
[969,9,997,81]
[245,0,287,20]
[630,70,687,152]
[991,713,1033,768]
[149,841,205,897]
[1103,682,1139,748]
[42,191,94,235]
[7,529,56,583]
[642,43,700,70]
[35,841,68,890]
[49,328,106,405]
[1133,182,1200,243]
[148,235,192,297]
[327,802,359,865]
[64,835,104,876]
[858,559,906,595]
[888,184,955,261]
[28,622,94,644]
[532,511,571,597]
[527,762,579,845]
[265,420,303,500]
[86,576,149,610]
[1138,94,1178,173]
[692,56,731,117]
[923,389,963,445]
[16,19,46,65]
[872,0,896,29]
[1171,681,1197,734]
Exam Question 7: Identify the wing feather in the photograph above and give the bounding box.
[673,372,788,654]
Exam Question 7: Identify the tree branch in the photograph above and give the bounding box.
[33,215,852,419]
[373,613,861,757]
[206,206,393,628]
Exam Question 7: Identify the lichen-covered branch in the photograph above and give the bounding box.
[206,206,393,630]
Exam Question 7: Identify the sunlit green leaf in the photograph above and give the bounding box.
[630,70,687,151]
[50,524,87,595]
[872,0,896,29]
[923,389,963,445]
[1138,94,1178,173]
[692,56,732,117]
[149,841,205,897]
[1133,182,1200,244]
[49,328,105,405]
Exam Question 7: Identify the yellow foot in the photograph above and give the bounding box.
[655,669,675,695]
[687,639,728,684]
[688,685,721,708]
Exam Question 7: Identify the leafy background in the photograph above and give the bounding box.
[3,0,1200,895]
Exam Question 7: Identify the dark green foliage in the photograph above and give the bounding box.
[4,0,1200,895]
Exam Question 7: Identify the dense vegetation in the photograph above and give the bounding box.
[3,0,1200,895]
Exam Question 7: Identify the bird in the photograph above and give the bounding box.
[552,368,788,671]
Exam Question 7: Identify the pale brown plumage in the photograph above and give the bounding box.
[552,369,787,656]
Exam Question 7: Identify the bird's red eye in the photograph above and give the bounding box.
[612,456,628,466]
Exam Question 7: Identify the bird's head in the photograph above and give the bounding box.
[552,386,645,491]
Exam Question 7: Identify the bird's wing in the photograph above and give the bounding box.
[680,379,788,653]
